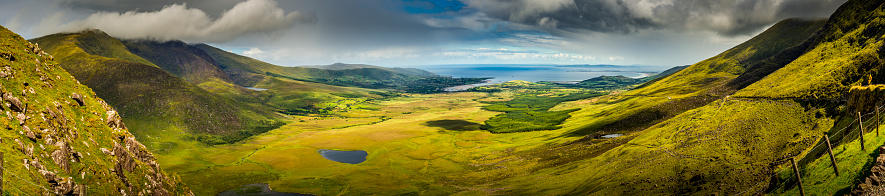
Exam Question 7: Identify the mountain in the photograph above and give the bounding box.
[0,25,191,195]
[301,63,438,77]
[194,44,485,93]
[31,30,283,145]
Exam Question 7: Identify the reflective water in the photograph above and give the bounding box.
[318,149,368,164]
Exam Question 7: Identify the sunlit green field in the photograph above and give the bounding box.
[153,91,591,195]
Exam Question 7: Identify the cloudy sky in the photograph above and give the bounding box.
[1,0,846,67]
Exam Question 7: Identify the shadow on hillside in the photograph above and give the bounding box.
[424,120,481,131]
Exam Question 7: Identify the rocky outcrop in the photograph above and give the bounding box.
[0,25,192,195]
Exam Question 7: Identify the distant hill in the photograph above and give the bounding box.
[0,25,191,195]
[301,63,438,77]
[31,30,283,145]
[194,44,484,93]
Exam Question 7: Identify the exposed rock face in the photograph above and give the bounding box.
[0,26,192,194]
[4,92,23,112]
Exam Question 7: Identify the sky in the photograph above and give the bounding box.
[1,0,847,68]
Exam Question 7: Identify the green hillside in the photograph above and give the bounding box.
[121,40,254,98]
[460,0,885,194]
[735,0,885,98]
[194,44,485,93]
[31,30,283,145]
[0,25,191,195]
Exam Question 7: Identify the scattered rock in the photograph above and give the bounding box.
[106,111,125,129]
[71,93,85,106]
[0,51,13,61]
[54,177,76,195]
[39,169,57,185]
[100,148,113,156]
[4,93,23,112]
[51,141,70,173]
[14,138,23,154]
[114,142,137,172]
[31,158,44,171]
[24,125,36,141]
[16,113,26,125]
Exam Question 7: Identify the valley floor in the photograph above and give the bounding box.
[151,92,583,195]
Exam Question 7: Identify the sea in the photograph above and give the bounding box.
[418,64,668,83]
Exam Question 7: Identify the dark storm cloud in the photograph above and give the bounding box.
[462,0,848,36]
[54,0,243,17]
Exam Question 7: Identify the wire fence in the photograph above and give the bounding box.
[0,154,63,195]
[732,104,885,196]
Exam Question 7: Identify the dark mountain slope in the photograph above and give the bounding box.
[0,25,191,195]
[302,63,438,77]
[121,40,244,90]
[31,30,281,143]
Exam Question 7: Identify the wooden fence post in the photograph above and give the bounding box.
[859,112,866,151]
[791,157,805,196]
[824,135,839,176]
[877,105,880,136]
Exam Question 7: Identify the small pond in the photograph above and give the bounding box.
[244,87,268,91]
[601,134,623,138]
[318,149,368,164]
[216,183,312,196]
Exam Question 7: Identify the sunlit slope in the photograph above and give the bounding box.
[475,99,832,195]
[628,18,827,98]
[0,25,191,195]
[557,18,827,136]
[31,30,280,140]
[491,1,880,195]
[736,1,885,98]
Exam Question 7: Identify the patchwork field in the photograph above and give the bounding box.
[153,91,590,195]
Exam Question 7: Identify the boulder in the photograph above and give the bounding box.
[4,93,23,112]
[71,93,85,106]
[106,111,126,129]
[24,125,35,141]
[39,169,58,185]
[16,113,26,125]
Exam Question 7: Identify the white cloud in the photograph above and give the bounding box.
[242,48,264,56]
[40,0,312,43]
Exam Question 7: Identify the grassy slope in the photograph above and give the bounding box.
[479,1,885,195]
[438,16,837,196]
[560,18,827,137]
[31,30,280,144]
[735,1,885,99]
[190,43,389,114]
[0,25,190,195]
[121,40,255,99]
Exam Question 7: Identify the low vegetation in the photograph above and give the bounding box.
[474,81,606,133]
